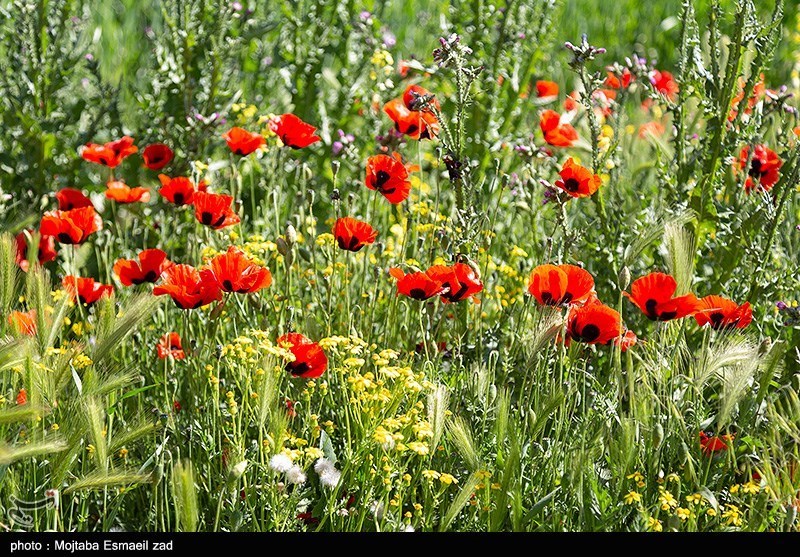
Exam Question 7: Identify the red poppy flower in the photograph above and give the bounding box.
[8,310,37,336]
[365,154,412,204]
[729,75,765,122]
[80,136,138,168]
[383,97,440,141]
[173,400,182,413]
[153,264,222,310]
[638,121,665,139]
[402,84,440,111]
[62,275,113,305]
[296,512,320,526]
[192,192,240,230]
[536,80,559,98]
[737,145,782,193]
[158,174,207,206]
[222,127,266,155]
[392,269,446,301]
[694,295,753,330]
[105,181,150,204]
[157,332,185,360]
[540,110,578,147]
[201,246,272,294]
[277,333,328,379]
[426,263,483,303]
[16,388,27,405]
[605,69,632,90]
[699,431,734,456]
[528,264,594,306]
[651,70,678,101]
[554,158,601,198]
[40,206,102,245]
[625,272,701,321]
[15,230,57,271]
[567,302,621,345]
[142,143,174,170]
[332,217,378,252]
[56,188,94,211]
[113,249,173,286]
[564,92,579,112]
[614,329,638,351]
[268,114,321,149]
[285,398,297,419]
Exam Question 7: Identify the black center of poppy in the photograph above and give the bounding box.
[143,270,158,282]
[562,292,573,304]
[541,291,555,305]
[78,296,88,305]
[409,288,428,300]
[99,156,109,166]
[447,283,469,302]
[709,312,726,327]
[644,299,659,320]
[201,212,213,225]
[222,279,234,291]
[212,215,226,228]
[347,236,362,251]
[563,178,580,192]
[578,324,600,342]
[658,311,677,321]
[405,124,418,135]
[57,233,73,244]
[131,276,145,285]
[375,170,391,188]
[173,193,185,206]
[287,361,310,376]
[749,158,764,178]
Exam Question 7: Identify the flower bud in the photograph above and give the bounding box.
[276,237,290,256]
[618,266,631,291]
[285,223,297,246]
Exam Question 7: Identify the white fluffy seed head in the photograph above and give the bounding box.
[320,468,341,488]
[314,457,335,475]
[269,453,293,473]
[286,465,307,485]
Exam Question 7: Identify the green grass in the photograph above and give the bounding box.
[0,0,799,532]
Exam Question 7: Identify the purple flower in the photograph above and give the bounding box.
[359,11,371,21]
[382,28,396,48]
[232,1,242,10]
[776,301,788,310]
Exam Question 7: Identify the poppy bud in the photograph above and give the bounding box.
[306,190,316,205]
[285,223,297,246]
[618,266,631,291]
[298,247,312,262]
[785,505,797,531]
[330,188,341,202]
[284,251,294,267]
[153,464,164,486]
[652,423,664,449]
[228,460,248,484]
[210,300,226,320]
[276,237,290,256]
[759,337,772,355]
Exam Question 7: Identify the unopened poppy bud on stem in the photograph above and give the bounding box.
[285,223,297,246]
[276,237,290,256]
[618,266,631,291]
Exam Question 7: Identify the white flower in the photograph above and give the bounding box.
[337,508,350,517]
[314,457,335,475]
[286,465,307,485]
[269,454,293,473]
[320,468,341,489]
[402,524,415,532]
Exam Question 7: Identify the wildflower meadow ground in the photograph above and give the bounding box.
[2,0,800,533]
